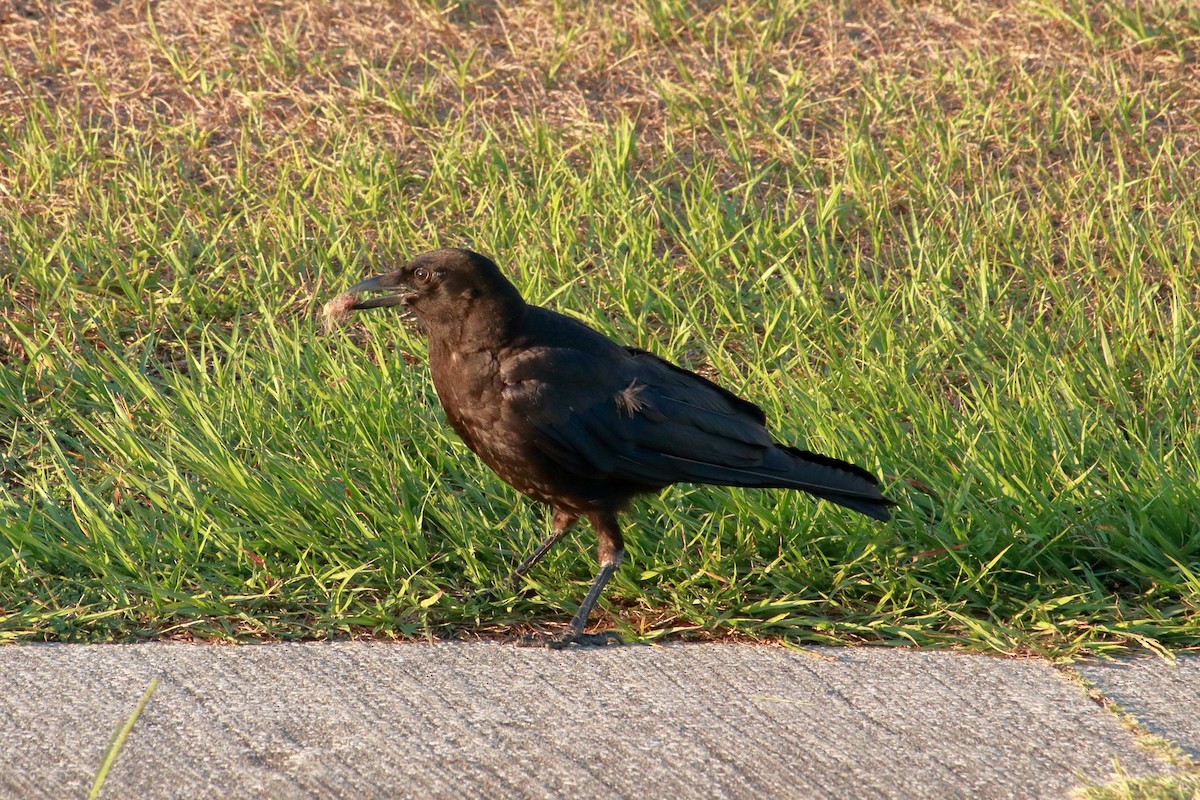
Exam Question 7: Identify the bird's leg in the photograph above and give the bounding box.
[508,508,578,586]
[519,510,625,649]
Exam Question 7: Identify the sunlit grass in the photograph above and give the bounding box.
[1,0,1198,655]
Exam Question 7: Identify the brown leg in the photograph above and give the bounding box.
[519,509,625,649]
[508,507,578,586]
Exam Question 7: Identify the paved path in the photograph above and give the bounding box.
[1,642,1196,799]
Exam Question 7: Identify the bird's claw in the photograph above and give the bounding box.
[516,630,624,649]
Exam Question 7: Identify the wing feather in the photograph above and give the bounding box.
[503,345,783,486]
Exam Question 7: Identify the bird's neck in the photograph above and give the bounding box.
[425,289,526,352]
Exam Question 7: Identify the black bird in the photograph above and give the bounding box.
[337,248,894,648]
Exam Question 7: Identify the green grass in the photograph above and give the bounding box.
[1076,767,1200,800]
[1,0,1198,655]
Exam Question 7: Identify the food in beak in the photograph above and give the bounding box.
[321,291,359,329]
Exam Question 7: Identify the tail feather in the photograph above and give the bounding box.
[654,442,896,522]
[661,443,895,521]
[804,487,895,522]
[778,445,895,521]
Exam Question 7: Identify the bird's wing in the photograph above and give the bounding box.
[501,345,779,486]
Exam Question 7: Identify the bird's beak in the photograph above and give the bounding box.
[346,273,415,311]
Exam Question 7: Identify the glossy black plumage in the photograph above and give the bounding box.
[342,248,894,647]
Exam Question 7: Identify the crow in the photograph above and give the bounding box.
[334,248,894,648]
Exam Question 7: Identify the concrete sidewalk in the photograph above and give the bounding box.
[1,642,1197,799]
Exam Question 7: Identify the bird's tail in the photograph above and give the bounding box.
[653,442,896,521]
[758,444,895,522]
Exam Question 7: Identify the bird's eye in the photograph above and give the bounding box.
[413,267,432,284]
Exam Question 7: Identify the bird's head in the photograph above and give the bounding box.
[331,248,526,334]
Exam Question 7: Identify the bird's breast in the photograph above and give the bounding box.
[425,346,567,504]
[429,348,502,427]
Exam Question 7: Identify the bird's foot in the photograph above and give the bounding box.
[516,630,624,649]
